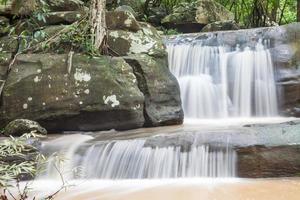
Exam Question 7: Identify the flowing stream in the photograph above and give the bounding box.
[167,38,278,118]
[25,34,298,199]
[40,134,236,180]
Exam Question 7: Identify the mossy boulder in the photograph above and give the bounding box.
[107,22,165,56]
[162,0,234,33]
[3,119,47,136]
[162,2,198,25]
[195,0,234,24]
[0,54,145,131]
[106,10,141,32]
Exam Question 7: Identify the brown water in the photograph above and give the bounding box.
[20,178,300,200]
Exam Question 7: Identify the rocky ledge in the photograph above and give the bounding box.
[0,3,183,132]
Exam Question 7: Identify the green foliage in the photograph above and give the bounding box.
[216,0,297,27]
[0,0,9,5]
[58,19,100,56]
[160,0,197,13]
[163,28,181,35]
[0,132,46,187]
[142,0,297,28]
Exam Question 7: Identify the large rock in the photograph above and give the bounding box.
[161,1,201,33]
[3,119,47,136]
[0,54,145,131]
[107,22,165,56]
[124,54,183,126]
[40,11,85,25]
[195,0,234,24]
[237,145,300,178]
[106,10,141,32]
[162,0,233,33]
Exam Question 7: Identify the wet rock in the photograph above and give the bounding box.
[0,54,145,131]
[237,145,300,178]
[106,10,141,32]
[3,119,47,136]
[201,20,240,32]
[124,54,184,126]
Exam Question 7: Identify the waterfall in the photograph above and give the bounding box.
[40,135,237,179]
[167,39,278,119]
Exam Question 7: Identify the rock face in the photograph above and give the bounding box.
[107,11,183,126]
[125,55,183,126]
[162,0,234,33]
[237,145,300,178]
[107,22,165,56]
[106,11,141,32]
[0,7,184,131]
[0,54,145,131]
[3,119,47,136]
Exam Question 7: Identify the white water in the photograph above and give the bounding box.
[167,39,278,118]
[40,135,236,180]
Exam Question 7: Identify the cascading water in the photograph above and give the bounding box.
[40,135,236,179]
[167,38,278,119]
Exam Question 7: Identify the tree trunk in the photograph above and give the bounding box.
[297,0,300,22]
[90,0,107,51]
[270,0,279,22]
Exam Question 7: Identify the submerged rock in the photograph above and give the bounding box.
[3,119,47,136]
